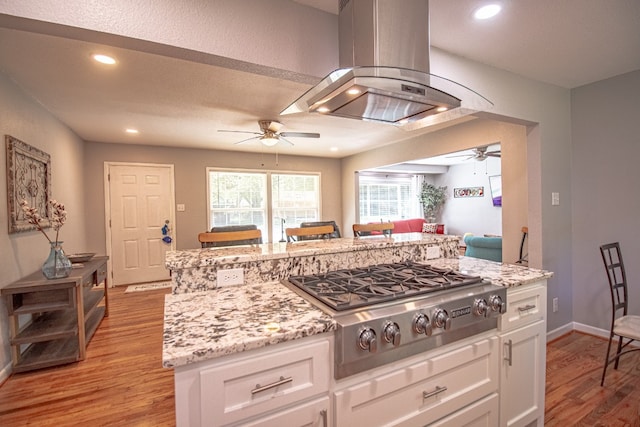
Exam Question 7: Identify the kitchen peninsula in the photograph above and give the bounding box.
[163,234,552,426]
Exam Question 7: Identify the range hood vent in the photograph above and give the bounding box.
[281,0,492,130]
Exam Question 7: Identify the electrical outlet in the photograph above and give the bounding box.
[552,297,558,313]
[426,246,441,260]
[217,268,244,286]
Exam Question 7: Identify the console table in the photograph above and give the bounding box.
[2,256,109,373]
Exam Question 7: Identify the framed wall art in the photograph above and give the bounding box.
[6,135,52,233]
[453,186,484,198]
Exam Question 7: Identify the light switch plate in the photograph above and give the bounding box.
[551,192,560,206]
[177,204,185,212]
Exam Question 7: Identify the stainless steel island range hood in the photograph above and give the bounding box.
[281,0,492,130]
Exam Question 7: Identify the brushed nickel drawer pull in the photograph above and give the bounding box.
[251,376,293,395]
[422,385,447,399]
[517,304,536,312]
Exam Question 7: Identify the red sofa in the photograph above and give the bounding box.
[369,219,445,234]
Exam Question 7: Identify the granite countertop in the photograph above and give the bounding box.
[428,256,554,287]
[165,233,459,269]
[162,281,336,368]
[162,256,552,369]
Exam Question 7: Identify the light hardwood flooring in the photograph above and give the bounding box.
[1,287,639,426]
[0,286,174,426]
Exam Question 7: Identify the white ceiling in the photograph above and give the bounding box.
[0,0,638,161]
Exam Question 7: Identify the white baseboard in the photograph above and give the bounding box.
[546,321,609,342]
[546,322,575,342]
[0,361,12,386]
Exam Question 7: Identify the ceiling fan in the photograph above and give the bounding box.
[218,120,320,147]
[447,145,501,162]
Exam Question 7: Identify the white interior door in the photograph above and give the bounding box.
[107,163,175,286]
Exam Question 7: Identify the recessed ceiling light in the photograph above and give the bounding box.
[436,106,448,112]
[317,106,331,113]
[330,147,338,152]
[474,4,502,20]
[93,54,117,65]
[125,128,139,134]
[346,88,361,95]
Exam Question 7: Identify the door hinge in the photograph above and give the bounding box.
[109,219,111,227]
[108,173,110,181]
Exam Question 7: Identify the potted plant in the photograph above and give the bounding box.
[419,182,447,222]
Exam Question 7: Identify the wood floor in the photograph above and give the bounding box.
[545,331,640,426]
[0,286,175,426]
[1,287,639,426]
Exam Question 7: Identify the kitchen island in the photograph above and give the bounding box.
[164,235,552,426]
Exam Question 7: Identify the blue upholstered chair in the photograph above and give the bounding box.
[463,234,502,262]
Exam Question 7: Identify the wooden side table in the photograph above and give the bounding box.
[1,256,109,373]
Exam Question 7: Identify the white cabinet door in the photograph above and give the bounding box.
[500,319,546,427]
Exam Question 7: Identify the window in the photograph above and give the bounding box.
[207,169,320,242]
[357,173,419,223]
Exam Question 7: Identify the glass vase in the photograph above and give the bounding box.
[42,241,72,279]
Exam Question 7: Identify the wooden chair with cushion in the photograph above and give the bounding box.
[285,225,335,242]
[198,229,262,248]
[599,242,640,386]
[352,222,394,237]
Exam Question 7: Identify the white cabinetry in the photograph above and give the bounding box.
[175,335,331,427]
[498,282,547,427]
[334,336,499,426]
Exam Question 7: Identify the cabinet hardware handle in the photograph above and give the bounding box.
[320,409,327,427]
[251,376,293,395]
[422,385,448,399]
[505,339,513,366]
[517,304,536,312]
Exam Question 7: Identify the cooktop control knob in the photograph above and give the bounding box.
[413,313,432,336]
[433,309,451,330]
[489,295,506,313]
[358,327,377,353]
[473,298,489,317]
[382,321,401,346]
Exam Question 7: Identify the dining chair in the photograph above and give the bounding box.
[599,242,640,386]
[300,220,342,238]
[352,222,394,237]
[285,225,335,242]
[516,226,528,264]
[198,229,262,248]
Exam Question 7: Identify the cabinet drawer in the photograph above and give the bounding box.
[499,283,547,332]
[334,337,498,427]
[96,263,107,285]
[237,397,328,427]
[427,393,499,427]
[200,339,330,426]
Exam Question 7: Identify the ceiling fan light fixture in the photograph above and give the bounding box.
[260,136,279,146]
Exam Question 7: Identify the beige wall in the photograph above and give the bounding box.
[83,142,342,252]
[0,72,87,379]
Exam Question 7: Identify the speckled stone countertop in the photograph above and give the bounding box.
[163,281,336,368]
[165,233,459,269]
[162,256,552,368]
[429,256,553,287]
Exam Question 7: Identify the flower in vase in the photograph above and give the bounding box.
[20,199,67,243]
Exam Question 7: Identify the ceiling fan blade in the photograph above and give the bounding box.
[486,152,501,157]
[233,136,261,145]
[278,136,295,146]
[218,130,262,135]
[280,132,320,138]
[446,153,473,158]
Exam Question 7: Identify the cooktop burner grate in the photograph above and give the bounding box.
[287,262,482,311]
